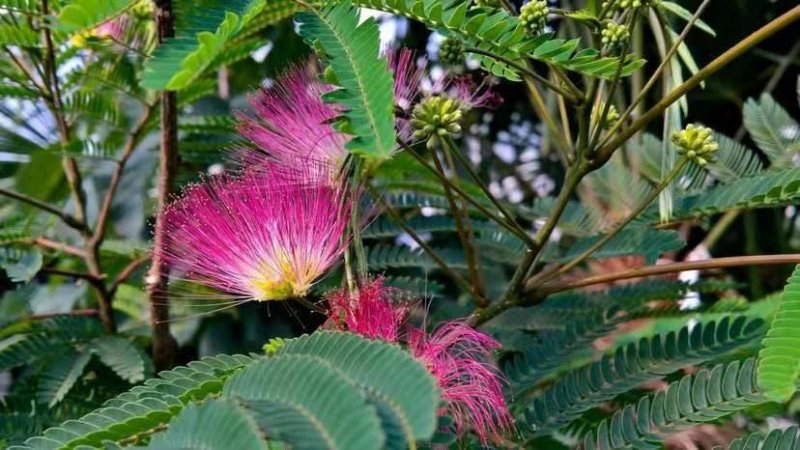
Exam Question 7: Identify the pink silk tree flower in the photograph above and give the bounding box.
[388,48,427,113]
[236,63,349,173]
[409,322,514,444]
[158,167,350,302]
[326,277,409,342]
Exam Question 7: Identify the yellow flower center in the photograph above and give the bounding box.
[247,250,315,301]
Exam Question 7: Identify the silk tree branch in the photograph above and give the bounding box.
[0,187,87,232]
[534,157,689,284]
[146,0,179,371]
[537,254,800,294]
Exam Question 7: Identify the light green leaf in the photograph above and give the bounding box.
[296,2,396,161]
[58,0,134,33]
[659,1,716,36]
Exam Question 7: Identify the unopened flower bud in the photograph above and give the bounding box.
[520,0,549,35]
[439,37,466,67]
[601,22,630,49]
[411,96,464,149]
[671,124,719,165]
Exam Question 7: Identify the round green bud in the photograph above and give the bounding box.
[601,22,630,49]
[439,37,466,67]
[411,96,464,150]
[519,0,549,35]
[602,0,655,11]
[671,123,719,165]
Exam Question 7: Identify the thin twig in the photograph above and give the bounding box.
[594,6,800,165]
[0,187,87,232]
[600,0,712,149]
[537,254,800,294]
[368,185,486,304]
[39,267,105,287]
[30,237,85,257]
[109,253,152,295]
[426,149,486,300]
[30,309,99,320]
[544,158,689,280]
[400,141,534,244]
[147,0,180,371]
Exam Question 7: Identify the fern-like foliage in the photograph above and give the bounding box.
[520,316,765,434]
[583,358,767,449]
[347,0,645,81]
[714,425,800,450]
[12,353,257,449]
[14,332,439,450]
[296,1,396,161]
[743,94,799,168]
[0,317,151,412]
[142,0,300,90]
[545,228,685,265]
[663,168,800,221]
[367,244,468,271]
[757,264,800,401]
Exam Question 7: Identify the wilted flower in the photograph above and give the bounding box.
[410,322,514,444]
[326,277,409,342]
[237,63,349,174]
[159,167,351,301]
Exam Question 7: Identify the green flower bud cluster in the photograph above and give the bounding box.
[671,124,719,166]
[411,96,463,150]
[592,103,620,129]
[519,0,549,35]
[439,37,466,67]
[602,0,655,11]
[475,0,502,8]
[601,22,630,48]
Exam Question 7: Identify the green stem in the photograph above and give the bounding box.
[594,5,800,165]
[400,141,533,243]
[431,141,485,300]
[547,157,689,280]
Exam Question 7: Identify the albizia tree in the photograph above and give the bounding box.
[1,1,799,449]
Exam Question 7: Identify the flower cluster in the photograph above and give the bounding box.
[671,124,719,166]
[602,0,656,11]
[159,167,351,302]
[439,36,466,67]
[158,46,510,443]
[325,279,514,444]
[601,22,630,49]
[520,0,549,35]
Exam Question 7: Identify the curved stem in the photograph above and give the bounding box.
[538,254,800,295]
[600,0,713,148]
[543,157,689,281]
[594,5,800,165]
[0,187,87,232]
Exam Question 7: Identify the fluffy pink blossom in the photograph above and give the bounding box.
[236,63,349,173]
[409,322,513,444]
[158,167,350,301]
[388,48,427,113]
[94,15,129,41]
[326,277,409,342]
